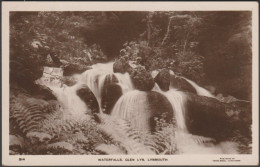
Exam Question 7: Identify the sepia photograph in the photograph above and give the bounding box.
[2,1,259,166]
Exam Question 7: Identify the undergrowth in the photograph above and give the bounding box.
[10,91,179,155]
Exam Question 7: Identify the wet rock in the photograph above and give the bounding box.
[154,69,170,91]
[185,92,251,141]
[101,74,121,114]
[147,91,174,132]
[101,83,122,114]
[170,75,196,93]
[129,66,155,91]
[62,76,78,86]
[113,57,131,74]
[76,85,99,114]
[63,64,92,76]
[31,84,57,100]
[103,74,119,86]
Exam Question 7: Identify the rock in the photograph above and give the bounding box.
[63,64,92,76]
[185,92,251,141]
[59,59,69,66]
[101,83,122,114]
[147,91,174,132]
[170,75,196,93]
[103,74,119,86]
[113,57,130,73]
[62,76,78,86]
[76,85,99,114]
[154,69,170,91]
[129,66,155,91]
[101,74,121,114]
[31,84,57,100]
[227,100,252,138]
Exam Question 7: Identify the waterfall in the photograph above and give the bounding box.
[114,73,134,94]
[77,62,134,112]
[111,90,151,131]
[182,77,215,98]
[35,80,88,117]
[159,89,187,131]
[36,61,237,154]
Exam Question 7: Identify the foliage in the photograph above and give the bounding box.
[10,11,252,99]
[9,11,252,155]
[9,93,112,155]
[94,113,178,155]
[229,129,252,154]
[197,11,252,99]
[10,94,59,135]
[95,113,155,154]
[10,12,107,89]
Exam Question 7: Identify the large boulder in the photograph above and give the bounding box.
[63,64,92,76]
[154,69,170,91]
[170,75,196,93]
[101,74,122,114]
[76,85,99,114]
[226,100,252,138]
[185,92,251,141]
[113,57,130,74]
[147,91,174,131]
[101,83,122,114]
[129,66,155,91]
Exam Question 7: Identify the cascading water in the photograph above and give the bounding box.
[182,77,215,98]
[76,62,133,112]
[157,88,187,131]
[111,90,151,131]
[38,62,237,154]
[35,80,88,117]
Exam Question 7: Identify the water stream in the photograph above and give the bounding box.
[37,62,237,154]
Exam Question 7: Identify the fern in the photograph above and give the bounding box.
[95,113,155,155]
[47,142,74,154]
[10,95,60,135]
[95,144,126,155]
[26,132,52,143]
[145,121,178,154]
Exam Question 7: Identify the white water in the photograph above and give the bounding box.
[35,80,88,117]
[76,62,133,112]
[182,77,215,98]
[159,89,188,131]
[111,90,151,131]
[37,62,237,154]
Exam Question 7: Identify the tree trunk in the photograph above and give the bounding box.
[147,12,153,46]
[162,16,174,46]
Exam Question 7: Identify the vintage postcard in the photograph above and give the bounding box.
[2,1,259,166]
